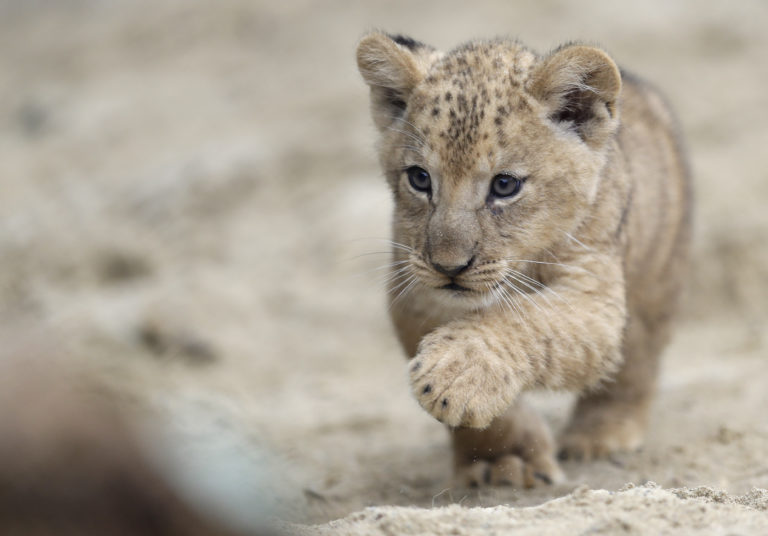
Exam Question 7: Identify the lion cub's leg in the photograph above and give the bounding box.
[451,399,564,488]
[559,314,668,460]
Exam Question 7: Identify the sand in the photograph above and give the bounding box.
[1,1,767,534]
[289,484,768,535]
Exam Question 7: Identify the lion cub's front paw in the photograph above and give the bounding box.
[409,331,518,428]
[454,454,565,489]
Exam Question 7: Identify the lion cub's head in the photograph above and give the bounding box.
[357,33,621,309]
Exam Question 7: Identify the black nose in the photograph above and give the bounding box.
[432,257,473,278]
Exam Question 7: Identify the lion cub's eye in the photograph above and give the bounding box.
[490,174,523,198]
[406,166,432,194]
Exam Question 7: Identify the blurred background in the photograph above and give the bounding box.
[1,0,767,531]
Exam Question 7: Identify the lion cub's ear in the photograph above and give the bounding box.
[356,32,433,132]
[528,45,622,148]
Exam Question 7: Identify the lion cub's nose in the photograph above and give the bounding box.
[432,257,474,278]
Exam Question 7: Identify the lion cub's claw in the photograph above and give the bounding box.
[454,454,564,488]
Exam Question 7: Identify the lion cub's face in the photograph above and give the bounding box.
[357,34,621,309]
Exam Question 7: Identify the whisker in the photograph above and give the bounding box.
[394,145,424,155]
[498,283,524,323]
[340,237,410,246]
[384,242,415,254]
[378,264,414,287]
[384,126,425,147]
[350,260,411,283]
[505,268,575,312]
[563,231,594,252]
[389,276,419,311]
[339,238,413,264]
[489,280,516,320]
[369,260,411,272]
[346,251,397,261]
[504,258,576,268]
[383,114,430,143]
[388,264,416,284]
[504,270,555,309]
[493,284,514,317]
[541,286,574,312]
[350,236,413,251]
[460,278,502,285]
[540,247,563,263]
[485,282,504,314]
[387,285,416,312]
[504,273,550,308]
[398,118,429,140]
[505,268,546,289]
[502,279,548,318]
[485,282,503,311]
[504,258,596,278]
[387,269,416,293]
[358,238,414,254]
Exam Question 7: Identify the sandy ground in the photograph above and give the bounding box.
[1,0,767,534]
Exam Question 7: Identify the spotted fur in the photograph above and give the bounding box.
[357,32,691,487]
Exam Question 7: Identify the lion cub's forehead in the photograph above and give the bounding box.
[409,41,539,180]
[429,41,537,86]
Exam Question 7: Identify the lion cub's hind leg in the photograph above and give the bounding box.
[559,314,668,461]
[451,400,564,488]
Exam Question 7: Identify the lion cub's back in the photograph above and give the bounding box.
[619,72,692,319]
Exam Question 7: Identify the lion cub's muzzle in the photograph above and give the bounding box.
[432,256,474,279]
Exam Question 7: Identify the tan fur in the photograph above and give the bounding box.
[357,32,691,486]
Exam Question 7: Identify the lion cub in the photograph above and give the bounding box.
[357,33,690,487]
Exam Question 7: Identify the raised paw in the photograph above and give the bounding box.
[409,331,519,428]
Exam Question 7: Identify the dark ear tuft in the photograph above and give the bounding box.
[383,88,407,114]
[529,45,622,147]
[552,90,597,126]
[387,33,425,51]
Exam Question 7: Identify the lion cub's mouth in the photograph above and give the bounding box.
[441,282,472,292]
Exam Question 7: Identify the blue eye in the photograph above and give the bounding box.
[490,174,523,198]
[407,166,431,193]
